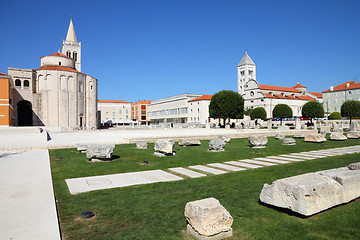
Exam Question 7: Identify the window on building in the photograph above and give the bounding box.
[59,62,61,66]
[169,108,177,115]
[261,99,264,102]
[179,107,187,114]
[113,110,115,114]
[249,70,253,76]
[250,91,254,97]
[24,80,30,87]
[106,110,108,114]
[66,51,71,57]
[126,115,128,119]
[73,51,77,61]
[197,108,199,113]
[141,116,146,120]
[119,115,122,119]
[126,110,128,114]
[113,115,115,120]
[119,110,122,114]
[15,79,21,86]
[141,105,146,110]
[349,91,352,94]
[106,115,108,119]
[240,71,245,76]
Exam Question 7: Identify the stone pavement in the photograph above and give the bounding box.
[65,145,360,195]
[0,126,316,151]
[0,150,61,240]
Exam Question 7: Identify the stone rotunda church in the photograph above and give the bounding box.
[6,18,98,130]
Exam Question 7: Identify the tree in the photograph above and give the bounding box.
[328,112,342,120]
[209,90,244,126]
[341,100,360,124]
[272,104,292,125]
[250,107,267,120]
[301,101,324,124]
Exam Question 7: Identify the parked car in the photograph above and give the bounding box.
[300,117,310,120]
[272,118,281,121]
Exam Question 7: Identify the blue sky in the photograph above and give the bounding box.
[1,0,359,102]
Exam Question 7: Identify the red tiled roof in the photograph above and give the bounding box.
[131,100,151,105]
[37,66,80,73]
[296,96,316,101]
[322,81,360,93]
[98,100,130,103]
[260,84,301,93]
[308,92,323,98]
[264,94,316,101]
[0,72,7,76]
[188,95,213,102]
[292,83,306,88]
[273,94,288,99]
[264,93,276,98]
[40,52,73,59]
[285,95,298,99]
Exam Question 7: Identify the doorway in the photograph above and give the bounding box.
[17,100,33,126]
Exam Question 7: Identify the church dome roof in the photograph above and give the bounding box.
[40,52,75,69]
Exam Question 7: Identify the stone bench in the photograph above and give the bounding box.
[260,162,360,216]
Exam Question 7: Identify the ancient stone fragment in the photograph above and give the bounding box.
[86,144,115,161]
[283,138,296,145]
[329,132,347,141]
[208,139,225,152]
[178,139,201,146]
[185,197,233,237]
[248,135,267,148]
[275,133,285,140]
[304,134,326,143]
[136,141,148,149]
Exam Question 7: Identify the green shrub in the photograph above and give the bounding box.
[250,107,267,120]
[329,112,342,120]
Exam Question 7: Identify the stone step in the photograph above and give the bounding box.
[188,165,227,175]
[168,167,207,178]
[207,163,246,172]
[224,161,263,169]
[266,156,304,162]
[240,159,277,166]
[253,157,289,164]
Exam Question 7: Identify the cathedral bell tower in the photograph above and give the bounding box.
[237,52,256,96]
[61,17,81,71]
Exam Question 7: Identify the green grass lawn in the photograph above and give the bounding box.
[50,137,360,240]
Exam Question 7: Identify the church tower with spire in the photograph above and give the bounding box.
[237,52,256,96]
[61,17,81,71]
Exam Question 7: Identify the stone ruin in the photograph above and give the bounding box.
[86,144,115,162]
[329,132,347,141]
[178,138,201,146]
[218,135,231,143]
[185,197,233,239]
[136,141,148,149]
[304,133,326,143]
[275,133,285,140]
[248,135,267,148]
[283,138,296,145]
[260,162,360,216]
[208,139,225,152]
[154,139,175,157]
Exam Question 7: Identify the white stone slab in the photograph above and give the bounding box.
[296,153,327,158]
[280,154,313,160]
[266,156,304,162]
[224,161,263,168]
[288,153,317,160]
[253,157,289,164]
[207,163,246,171]
[240,159,277,166]
[66,170,183,194]
[307,151,337,156]
[188,165,227,175]
[168,167,206,178]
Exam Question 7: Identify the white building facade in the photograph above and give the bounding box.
[237,52,322,118]
[188,95,213,123]
[97,100,132,125]
[147,94,201,124]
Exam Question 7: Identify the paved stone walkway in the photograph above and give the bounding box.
[0,150,61,240]
[66,145,360,195]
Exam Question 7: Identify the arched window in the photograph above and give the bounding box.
[73,51,77,61]
[15,79,21,86]
[24,80,30,87]
[66,51,71,57]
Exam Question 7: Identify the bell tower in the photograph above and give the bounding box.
[61,16,81,71]
[237,52,256,96]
